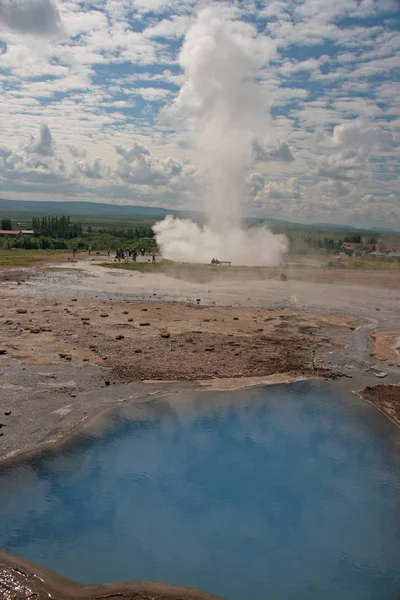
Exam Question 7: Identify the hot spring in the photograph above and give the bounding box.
[0,381,400,599]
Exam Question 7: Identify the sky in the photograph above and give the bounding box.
[0,0,399,228]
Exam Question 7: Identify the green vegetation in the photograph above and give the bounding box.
[0,214,157,253]
[1,218,12,230]
[327,257,400,270]
[0,249,68,268]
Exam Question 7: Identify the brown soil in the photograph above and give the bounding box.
[0,269,31,283]
[370,330,400,365]
[0,549,222,600]
[360,384,400,427]
[0,295,348,382]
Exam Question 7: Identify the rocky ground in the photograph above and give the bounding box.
[0,255,399,463]
[359,384,400,427]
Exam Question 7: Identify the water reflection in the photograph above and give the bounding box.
[0,381,400,600]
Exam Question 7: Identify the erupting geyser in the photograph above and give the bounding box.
[153,7,288,266]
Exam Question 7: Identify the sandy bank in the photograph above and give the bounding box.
[0,549,223,600]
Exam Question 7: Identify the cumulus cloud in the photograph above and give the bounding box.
[315,150,365,181]
[253,138,295,163]
[317,120,395,154]
[0,0,399,228]
[26,124,54,156]
[0,0,63,35]
[115,142,187,186]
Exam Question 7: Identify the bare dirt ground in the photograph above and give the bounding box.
[359,384,400,427]
[0,253,399,465]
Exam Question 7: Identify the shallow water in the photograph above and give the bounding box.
[1,381,400,600]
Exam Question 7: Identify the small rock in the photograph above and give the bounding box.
[134,349,142,353]
[280,273,288,281]
[16,309,27,314]
[38,372,55,378]
[30,328,40,334]
[122,311,129,314]
[160,332,171,339]
[0,431,3,436]
[0,423,4,428]
[81,317,90,321]
[71,299,78,302]
[196,298,201,303]
[233,317,239,320]
[0,349,7,355]
[205,347,215,352]
[374,371,388,378]
[71,394,76,398]
[100,314,109,318]
[5,411,11,416]
[105,381,110,386]
[141,308,148,312]
[116,334,125,340]
[128,318,134,322]
[139,322,150,326]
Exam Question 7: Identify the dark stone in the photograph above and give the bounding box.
[139,322,150,326]
[16,309,27,314]
[160,332,171,339]
[5,411,11,416]
[116,334,125,340]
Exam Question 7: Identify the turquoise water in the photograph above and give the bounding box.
[0,381,400,599]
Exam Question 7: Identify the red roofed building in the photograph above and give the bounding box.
[380,244,400,253]
[0,230,22,237]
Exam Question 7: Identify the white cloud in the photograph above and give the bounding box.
[0,0,398,228]
[0,0,63,36]
[253,139,295,163]
[26,124,55,156]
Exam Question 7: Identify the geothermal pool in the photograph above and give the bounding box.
[0,382,400,600]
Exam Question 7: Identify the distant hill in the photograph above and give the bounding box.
[0,198,397,234]
[0,198,171,218]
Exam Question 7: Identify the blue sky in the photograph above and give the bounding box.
[0,0,399,228]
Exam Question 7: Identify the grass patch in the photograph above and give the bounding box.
[0,250,68,268]
[327,258,400,270]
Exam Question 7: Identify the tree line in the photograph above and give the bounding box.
[0,215,156,252]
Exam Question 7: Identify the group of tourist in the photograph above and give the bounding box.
[71,247,156,262]
[114,247,156,263]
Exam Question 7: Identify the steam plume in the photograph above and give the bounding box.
[153,7,288,266]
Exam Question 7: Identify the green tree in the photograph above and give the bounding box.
[1,218,12,230]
